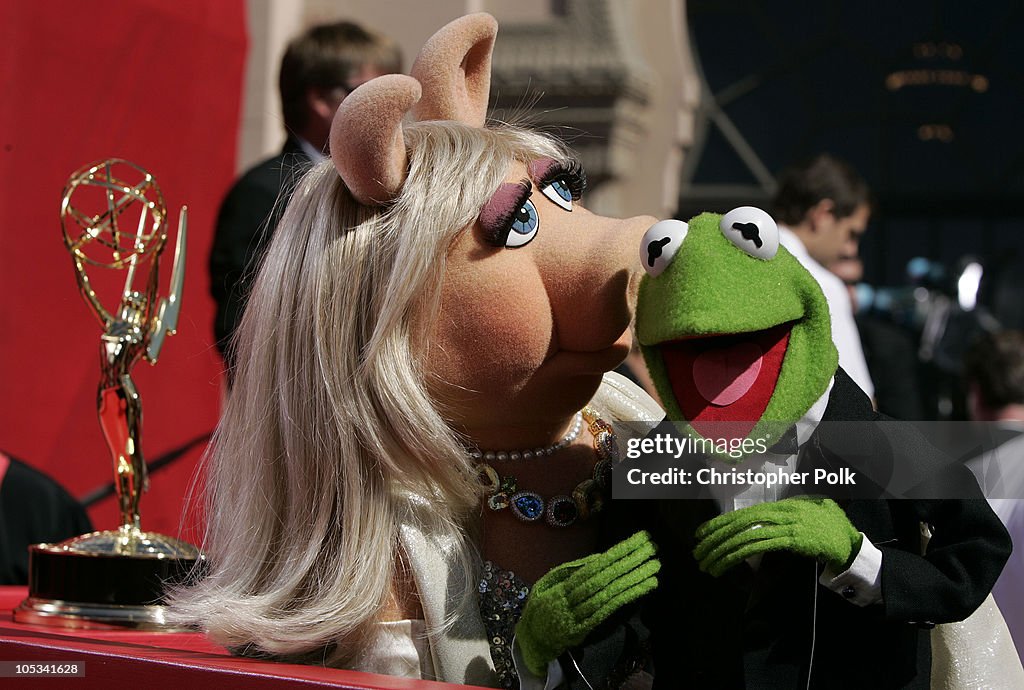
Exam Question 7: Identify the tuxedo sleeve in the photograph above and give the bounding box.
[880,497,1011,624]
[821,369,1012,624]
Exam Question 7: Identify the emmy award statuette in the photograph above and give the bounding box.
[15,159,202,630]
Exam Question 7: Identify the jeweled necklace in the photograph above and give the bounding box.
[469,412,584,462]
[475,406,618,528]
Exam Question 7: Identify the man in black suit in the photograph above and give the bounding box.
[210,21,401,372]
[831,256,926,420]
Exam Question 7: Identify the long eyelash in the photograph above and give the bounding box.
[480,180,532,246]
[538,159,587,200]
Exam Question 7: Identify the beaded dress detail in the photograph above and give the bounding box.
[476,406,619,688]
[479,561,530,689]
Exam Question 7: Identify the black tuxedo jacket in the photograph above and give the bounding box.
[209,137,312,370]
[608,369,1011,689]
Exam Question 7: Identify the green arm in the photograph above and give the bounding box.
[514,531,661,676]
[694,497,862,577]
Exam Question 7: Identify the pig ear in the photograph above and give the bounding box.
[409,12,497,127]
[329,74,422,206]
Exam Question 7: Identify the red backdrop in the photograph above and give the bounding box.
[0,0,247,542]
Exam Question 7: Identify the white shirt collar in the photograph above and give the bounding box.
[796,375,834,446]
[778,225,815,265]
[296,136,327,163]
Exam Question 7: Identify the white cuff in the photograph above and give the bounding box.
[512,633,565,690]
[818,533,883,607]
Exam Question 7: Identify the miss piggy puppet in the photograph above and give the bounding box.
[171,13,664,689]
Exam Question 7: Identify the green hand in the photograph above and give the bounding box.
[693,497,862,577]
[514,531,660,676]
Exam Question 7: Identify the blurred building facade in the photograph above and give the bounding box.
[239,0,698,219]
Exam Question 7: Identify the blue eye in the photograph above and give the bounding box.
[541,179,573,211]
[505,198,539,247]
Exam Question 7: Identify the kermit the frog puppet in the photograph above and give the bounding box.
[611,207,1011,688]
[636,206,836,453]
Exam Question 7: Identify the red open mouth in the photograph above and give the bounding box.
[659,322,792,441]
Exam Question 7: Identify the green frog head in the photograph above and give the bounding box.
[635,207,838,448]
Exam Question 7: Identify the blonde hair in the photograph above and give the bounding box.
[169,121,572,667]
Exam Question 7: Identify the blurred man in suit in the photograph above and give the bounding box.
[210,21,401,374]
[772,153,875,402]
[831,256,925,420]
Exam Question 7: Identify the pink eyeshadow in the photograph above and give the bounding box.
[479,182,529,232]
[528,158,557,182]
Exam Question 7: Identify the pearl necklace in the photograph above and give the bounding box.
[476,406,618,528]
[469,412,584,462]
